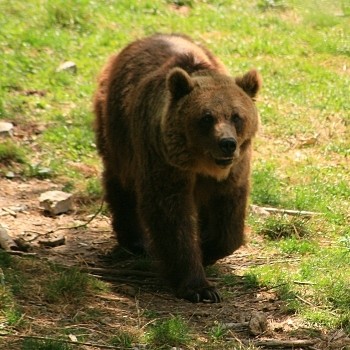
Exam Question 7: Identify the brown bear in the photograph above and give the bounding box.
[93,33,261,303]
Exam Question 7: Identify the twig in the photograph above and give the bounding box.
[47,199,105,234]
[295,294,315,307]
[16,200,105,241]
[245,338,317,348]
[0,333,135,349]
[293,280,316,285]
[2,207,17,217]
[250,205,321,217]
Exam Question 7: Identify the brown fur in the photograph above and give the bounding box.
[93,34,262,303]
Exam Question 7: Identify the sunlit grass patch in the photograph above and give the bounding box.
[251,161,285,207]
[146,316,191,348]
[0,140,26,164]
[246,243,350,329]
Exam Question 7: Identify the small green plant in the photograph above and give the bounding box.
[146,316,191,348]
[21,338,72,350]
[0,140,25,164]
[86,177,103,198]
[258,215,311,240]
[208,322,228,341]
[45,268,91,303]
[110,330,139,348]
[242,273,260,289]
[26,163,53,179]
[4,307,23,326]
[0,251,13,268]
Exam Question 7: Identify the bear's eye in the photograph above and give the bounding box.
[231,113,241,124]
[199,112,215,129]
[231,113,243,131]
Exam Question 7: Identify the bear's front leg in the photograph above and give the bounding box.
[137,169,221,303]
[201,186,248,266]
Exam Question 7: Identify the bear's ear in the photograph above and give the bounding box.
[167,68,194,100]
[235,69,262,99]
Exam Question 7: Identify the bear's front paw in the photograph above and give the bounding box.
[179,286,222,303]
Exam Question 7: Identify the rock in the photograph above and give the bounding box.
[39,190,73,215]
[0,122,14,137]
[56,61,77,73]
[248,311,268,335]
[250,204,270,217]
[5,171,15,179]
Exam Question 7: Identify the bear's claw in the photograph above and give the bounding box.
[181,286,222,303]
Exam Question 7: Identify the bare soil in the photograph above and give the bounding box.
[0,177,348,349]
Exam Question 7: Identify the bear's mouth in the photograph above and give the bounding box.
[214,157,233,167]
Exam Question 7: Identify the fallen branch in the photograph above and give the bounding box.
[250,205,321,218]
[246,338,317,348]
[293,280,316,285]
[0,224,19,251]
[1,207,17,217]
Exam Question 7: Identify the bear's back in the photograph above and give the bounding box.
[109,34,228,92]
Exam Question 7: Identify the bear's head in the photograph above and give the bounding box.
[163,67,262,180]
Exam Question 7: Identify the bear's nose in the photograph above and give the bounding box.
[219,138,237,156]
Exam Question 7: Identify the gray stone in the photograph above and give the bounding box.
[248,311,268,335]
[56,61,77,73]
[5,171,15,179]
[39,190,73,215]
[0,122,14,137]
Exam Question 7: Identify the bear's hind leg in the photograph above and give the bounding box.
[103,172,145,254]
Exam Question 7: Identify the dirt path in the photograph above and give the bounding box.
[0,178,347,349]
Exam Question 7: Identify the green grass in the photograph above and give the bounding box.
[0,141,26,164]
[146,316,191,348]
[0,253,106,333]
[21,339,72,350]
[208,322,229,342]
[258,215,312,240]
[0,0,349,348]
[110,330,140,348]
[45,267,94,303]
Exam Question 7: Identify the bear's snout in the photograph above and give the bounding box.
[218,137,237,157]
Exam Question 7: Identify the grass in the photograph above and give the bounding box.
[0,141,26,164]
[0,0,349,348]
[44,267,93,303]
[110,330,140,348]
[146,316,191,348]
[21,339,72,350]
